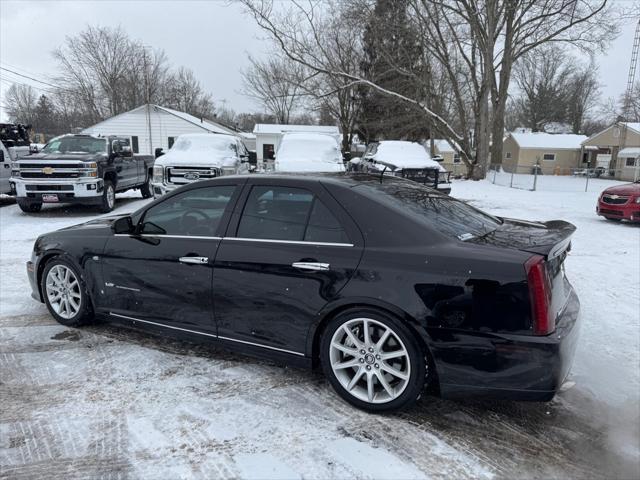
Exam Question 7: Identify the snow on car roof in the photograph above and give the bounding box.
[275,133,345,173]
[371,141,445,171]
[509,132,587,150]
[253,124,340,135]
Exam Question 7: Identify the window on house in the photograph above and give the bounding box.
[453,154,461,164]
[131,136,139,154]
[625,158,637,167]
[168,137,176,149]
[505,152,512,159]
[543,153,556,161]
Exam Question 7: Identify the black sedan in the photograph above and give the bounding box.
[27,174,580,412]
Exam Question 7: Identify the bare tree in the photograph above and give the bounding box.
[241,55,307,123]
[162,67,215,119]
[4,84,38,125]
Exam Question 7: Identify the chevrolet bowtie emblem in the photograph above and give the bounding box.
[610,194,619,199]
[42,167,55,175]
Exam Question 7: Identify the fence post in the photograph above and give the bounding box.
[532,164,539,191]
[493,166,497,184]
[510,169,514,188]
[585,169,590,192]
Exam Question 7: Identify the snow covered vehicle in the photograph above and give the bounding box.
[151,133,251,197]
[11,134,154,213]
[361,141,452,194]
[274,133,346,173]
[0,123,32,195]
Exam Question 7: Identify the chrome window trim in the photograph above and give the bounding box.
[108,312,305,357]
[113,233,353,247]
[224,237,354,247]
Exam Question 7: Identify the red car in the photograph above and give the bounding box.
[596,180,640,222]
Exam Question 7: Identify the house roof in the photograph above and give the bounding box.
[253,124,339,135]
[509,132,587,150]
[430,139,455,153]
[619,147,640,158]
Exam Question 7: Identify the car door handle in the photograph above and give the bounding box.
[179,256,209,265]
[292,262,330,271]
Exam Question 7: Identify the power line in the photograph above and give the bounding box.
[0,73,58,95]
[0,66,60,90]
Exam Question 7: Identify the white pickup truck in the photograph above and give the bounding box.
[0,123,31,195]
[151,133,251,196]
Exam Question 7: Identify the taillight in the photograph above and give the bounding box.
[525,255,554,335]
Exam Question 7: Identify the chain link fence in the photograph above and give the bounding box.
[487,164,639,192]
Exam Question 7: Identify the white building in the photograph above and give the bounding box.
[82,104,255,155]
[253,124,340,161]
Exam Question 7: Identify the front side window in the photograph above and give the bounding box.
[237,186,349,243]
[41,136,106,155]
[140,185,236,236]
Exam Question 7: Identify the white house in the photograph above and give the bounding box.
[82,104,255,155]
[253,124,340,161]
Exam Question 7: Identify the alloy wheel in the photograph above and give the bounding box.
[45,265,82,320]
[106,185,115,209]
[329,318,411,404]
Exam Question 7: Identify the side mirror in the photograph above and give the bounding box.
[113,216,134,234]
[121,145,133,157]
[432,155,444,162]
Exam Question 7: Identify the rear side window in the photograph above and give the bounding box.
[357,179,501,240]
[237,186,349,243]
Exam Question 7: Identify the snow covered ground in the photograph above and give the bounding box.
[1,177,639,479]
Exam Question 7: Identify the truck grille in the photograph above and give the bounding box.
[602,194,629,205]
[17,162,85,179]
[166,166,221,185]
[21,171,80,179]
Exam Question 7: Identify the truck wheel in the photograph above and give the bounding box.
[99,181,116,213]
[140,174,153,199]
[17,199,42,213]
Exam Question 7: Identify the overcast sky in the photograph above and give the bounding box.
[0,0,638,123]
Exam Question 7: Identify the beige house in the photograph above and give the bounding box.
[424,139,464,174]
[502,132,587,175]
[580,122,640,181]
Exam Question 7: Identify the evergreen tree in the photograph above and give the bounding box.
[358,0,428,142]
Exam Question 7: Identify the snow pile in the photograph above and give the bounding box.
[275,133,345,173]
[371,141,446,172]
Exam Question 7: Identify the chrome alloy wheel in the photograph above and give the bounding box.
[106,185,115,209]
[45,265,82,320]
[329,318,411,404]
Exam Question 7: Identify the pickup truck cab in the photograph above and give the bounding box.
[151,133,250,197]
[11,134,154,213]
[361,140,453,194]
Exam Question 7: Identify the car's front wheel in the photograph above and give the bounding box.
[17,199,42,213]
[41,259,93,327]
[320,309,426,412]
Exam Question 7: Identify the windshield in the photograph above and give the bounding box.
[356,178,501,240]
[171,135,236,153]
[42,137,106,155]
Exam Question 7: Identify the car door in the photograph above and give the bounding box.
[111,138,137,189]
[0,146,10,194]
[212,178,364,356]
[100,181,243,334]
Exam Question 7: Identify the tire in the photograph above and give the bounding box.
[99,180,116,213]
[41,258,93,327]
[17,199,42,213]
[320,308,426,412]
[140,173,153,199]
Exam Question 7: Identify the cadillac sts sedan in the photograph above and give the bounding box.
[27,174,580,412]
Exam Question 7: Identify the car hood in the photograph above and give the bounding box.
[467,217,576,258]
[156,150,238,168]
[17,152,106,162]
[602,182,640,196]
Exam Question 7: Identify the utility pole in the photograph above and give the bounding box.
[143,47,153,154]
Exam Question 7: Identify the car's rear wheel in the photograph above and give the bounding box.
[17,199,42,213]
[42,259,93,327]
[140,174,153,199]
[320,309,426,412]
